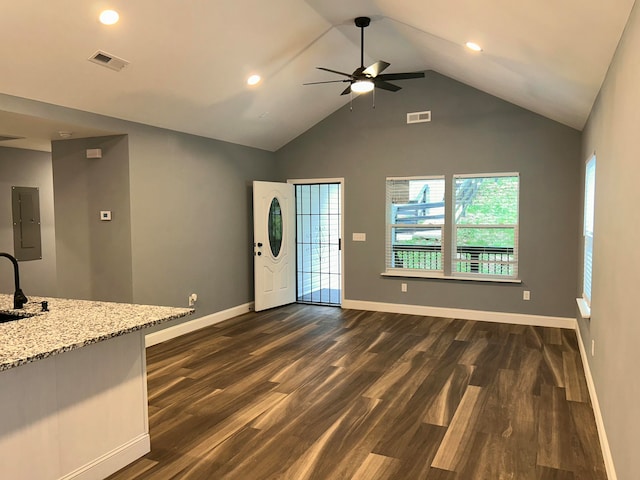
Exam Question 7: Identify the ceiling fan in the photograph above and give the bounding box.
[305,16,425,95]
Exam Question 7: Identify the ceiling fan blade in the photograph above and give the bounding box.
[373,79,402,92]
[316,67,353,78]
[340,85,353,96]
[304,80,350,85]
[363,61,391,78]
[377,72,425,81]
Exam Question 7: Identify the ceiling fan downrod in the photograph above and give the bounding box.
[354,17,371,69]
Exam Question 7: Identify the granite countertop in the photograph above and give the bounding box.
[0,294,194,371]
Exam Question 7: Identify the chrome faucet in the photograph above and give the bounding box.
[0,252,28,309]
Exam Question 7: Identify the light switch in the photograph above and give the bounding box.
[100,211,112,221]
[352,233,366,241]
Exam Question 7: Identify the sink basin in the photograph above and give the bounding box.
[0,312,33,323]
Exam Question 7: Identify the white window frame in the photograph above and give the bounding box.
[578,155,596,318]
[385,175,445,277]
[452,172,520,280]
[383,173,522,283]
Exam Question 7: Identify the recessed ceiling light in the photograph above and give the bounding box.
[99,10,120,25]
[465,41,483,52]
[247,74,261,86]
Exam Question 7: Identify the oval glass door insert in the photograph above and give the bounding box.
[268,197,283,257]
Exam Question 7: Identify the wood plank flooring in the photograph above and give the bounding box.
[107,304,607,479]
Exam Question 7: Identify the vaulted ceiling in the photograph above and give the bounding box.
[0,0,635,152]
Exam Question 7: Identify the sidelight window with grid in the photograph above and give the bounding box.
[296,183,341,305]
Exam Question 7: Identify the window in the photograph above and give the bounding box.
[453,174,519,278]
[583,156,596,305]
[385,176,445,274]
[385,173,519,280]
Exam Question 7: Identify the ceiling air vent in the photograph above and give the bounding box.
[407,111,431,124]
[88,50,129,72]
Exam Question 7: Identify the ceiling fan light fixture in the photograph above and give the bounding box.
[351,79,374,94]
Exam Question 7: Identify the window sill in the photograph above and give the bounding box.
[576,298,591,319]
[381,271,522,284]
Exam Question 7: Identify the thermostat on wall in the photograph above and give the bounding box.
[100,211,112,221]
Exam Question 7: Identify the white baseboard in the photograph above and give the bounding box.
[341,299,576,329]
[145,302,254,347]
[60,433,150,480]
[575,325,618,480]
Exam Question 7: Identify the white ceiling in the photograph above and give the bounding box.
[0,0,635,152]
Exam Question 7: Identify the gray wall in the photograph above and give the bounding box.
[0,95,278,326]
[126,126,277,315]
[0,146,57,297]
[52,135,133,302]
[276,71,581,318]
[579,2,640,478]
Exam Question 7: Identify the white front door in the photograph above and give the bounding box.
[253,181,296,311]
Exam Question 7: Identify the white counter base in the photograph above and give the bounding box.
[0,331,149,480]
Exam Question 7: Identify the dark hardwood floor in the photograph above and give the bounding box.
[108,304,607,479]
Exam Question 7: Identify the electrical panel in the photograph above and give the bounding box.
[11,186,42,261]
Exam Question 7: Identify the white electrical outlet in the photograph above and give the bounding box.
[523,290,530,301]
[591,339,595,357]
[188,293,198,307]
[401,283,407,293]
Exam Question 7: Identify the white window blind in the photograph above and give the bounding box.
[385,176,445,273]
[583,156,596,304]
[453,173,519,278]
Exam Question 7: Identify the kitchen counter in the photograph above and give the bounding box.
[0,294,194,480]
[0,294,193,371]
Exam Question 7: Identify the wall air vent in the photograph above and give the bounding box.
[88,50,129,72]
[406,111,432,124]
